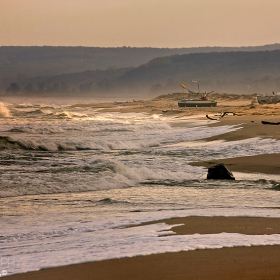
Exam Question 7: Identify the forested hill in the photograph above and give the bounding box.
[117,50,280,94]
[2,48,280,96]
[1,44,280,78]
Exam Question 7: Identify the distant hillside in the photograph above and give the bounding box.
[2,49,280,96]
[1,44,280,79]
[118,50,280,94]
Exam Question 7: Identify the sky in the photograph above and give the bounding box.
[1,0,280,48]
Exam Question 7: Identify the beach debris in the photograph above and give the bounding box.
[261,120,280,125]
[207,163,235,180]
[206,112,238,121]
[257,92,280,104]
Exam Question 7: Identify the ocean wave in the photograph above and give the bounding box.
[11,108,54,118]
[97,198,132,205]
[11,106,75,119]
[25,109,45,114]
[0,160,203,197]
[34,160,123,174]
[0,135,94,151]
[97,198,114,204]
[0,136,44,150]
[0,134,163,151]
[8,126,65,134]
[0,136,62,151]
[15,103,56,110]
[17,110,82,119]
[0,163,279,199]
[53,111,73,119]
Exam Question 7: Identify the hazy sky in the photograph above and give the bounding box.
[1,0,280,48]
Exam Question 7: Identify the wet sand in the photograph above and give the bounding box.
[137,216,280,235]
[190,153,280,174]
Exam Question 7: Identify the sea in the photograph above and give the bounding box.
[0,97,280,277]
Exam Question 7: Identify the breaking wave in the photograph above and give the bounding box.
[0,132,162,151]
[8,126,65,134]
[0,102,11,117]
[0,159,204,197]
[0,136,93,151]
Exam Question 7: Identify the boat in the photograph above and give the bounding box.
[178,99,217,107]
[178,82,217,107]
[257,92,280,105]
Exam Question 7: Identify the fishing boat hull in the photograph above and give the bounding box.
[178,99,217,107]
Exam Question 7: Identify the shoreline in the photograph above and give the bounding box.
[7,216,280,280]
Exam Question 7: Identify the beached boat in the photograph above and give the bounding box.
[178,99,217,107]
[178,82,217,107]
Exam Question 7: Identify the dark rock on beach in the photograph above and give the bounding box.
[207,163,235,180]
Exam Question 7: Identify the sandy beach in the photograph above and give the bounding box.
[6,93,280,280]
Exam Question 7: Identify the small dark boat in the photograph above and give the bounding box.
[178,99,217,107]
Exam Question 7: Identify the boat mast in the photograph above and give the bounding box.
[192,80,200,93]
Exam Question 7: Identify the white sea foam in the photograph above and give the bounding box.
[163,136,280,162]
[0,102,11,117]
